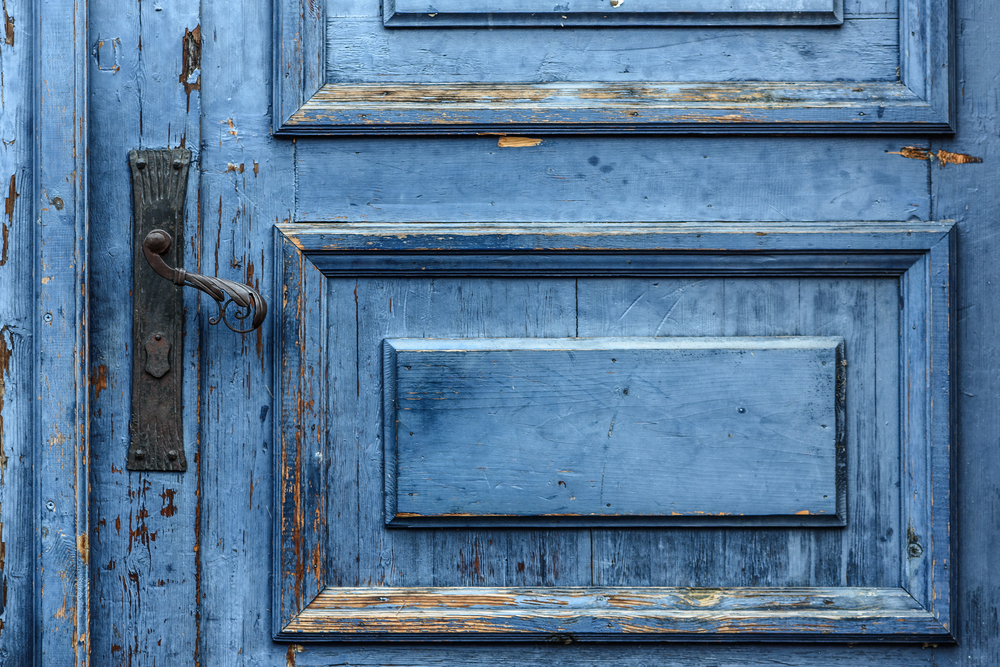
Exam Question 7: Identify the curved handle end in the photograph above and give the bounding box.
[142,230,267,333]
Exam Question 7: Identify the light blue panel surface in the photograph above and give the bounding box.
[328,18,890,84]
[295,138,931,223]
[385,337,844,526]
[385,0,842,27]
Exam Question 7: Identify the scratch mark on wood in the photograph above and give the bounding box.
[498,136,542,148]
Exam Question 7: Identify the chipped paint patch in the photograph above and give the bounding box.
[2,0,13,46]
[0,326,11,484]
[890,146,983,167]
[285,643,304,666]
[498,136,542,148]
[179,26,201,112]
[936,149,983,166]
[91,364,108,398]
[1,174,17,267]
[77,533,89,565]
[160,487,177,517]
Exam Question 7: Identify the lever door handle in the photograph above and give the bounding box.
[142,229,267,333]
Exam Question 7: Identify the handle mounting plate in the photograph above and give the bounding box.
[129,148,190,472]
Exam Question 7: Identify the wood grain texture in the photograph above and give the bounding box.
[280,586,949,641]
[325,24,894,84]
[384,0,843,27]
[274,233,329,632]
[87,0,202,662]
[0,0,34,662]
[290,644,939,666]
[295,139,933,223]
[350,277,581,594]
[280,221,952,255]
[197,0,297,663]
[38,0,90,664]
[930,0,999,662]
[384,337,844,526]
[577,278,877,591]
[75,0,1000,662]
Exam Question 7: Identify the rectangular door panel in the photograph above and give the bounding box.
[274,0,952,133]
[385,337,845,526]
[274,222,953,643]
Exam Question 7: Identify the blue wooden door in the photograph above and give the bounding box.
[7,0,984,663]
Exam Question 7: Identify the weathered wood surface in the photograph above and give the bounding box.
[578,278,891,592]
[274,233,329,632]
[931,0,999,661]
[271,228,951,644]
[271,0,952,133]
[69,0,1000,661]
[87,0,202,663]
[0,0,35,663]
[290,645,940,666]
[385,0,843,27]
[197,0,296,663]
[385,337,844,525]
[351,276,582,596]
[37,0,91,664]
[281,586,950,641]
[326,30,892,83]
[295,139,934,223]
[286,82,952,133]
[282,221,953,254]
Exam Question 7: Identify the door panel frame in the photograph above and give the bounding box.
[273,0,954,134]
[272,222,954,642]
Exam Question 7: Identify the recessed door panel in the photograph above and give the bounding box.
[273,223,953,643]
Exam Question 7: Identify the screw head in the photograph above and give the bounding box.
[45,501,55,511]
[134,449,145,460]
[167,449,178,460]
[136,157,147,169]
[172,158,183,170]
[154,333,162,341]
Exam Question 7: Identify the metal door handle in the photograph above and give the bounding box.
[143,229,267,333]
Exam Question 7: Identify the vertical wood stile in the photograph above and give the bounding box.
[0,0,35,662]
[37,0,89,663]
[87,0,202,660]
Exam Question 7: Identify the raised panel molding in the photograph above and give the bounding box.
[384,336,846,527]
[273,0,952,133]
[384,0,843,28]
[273,222,954,642]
